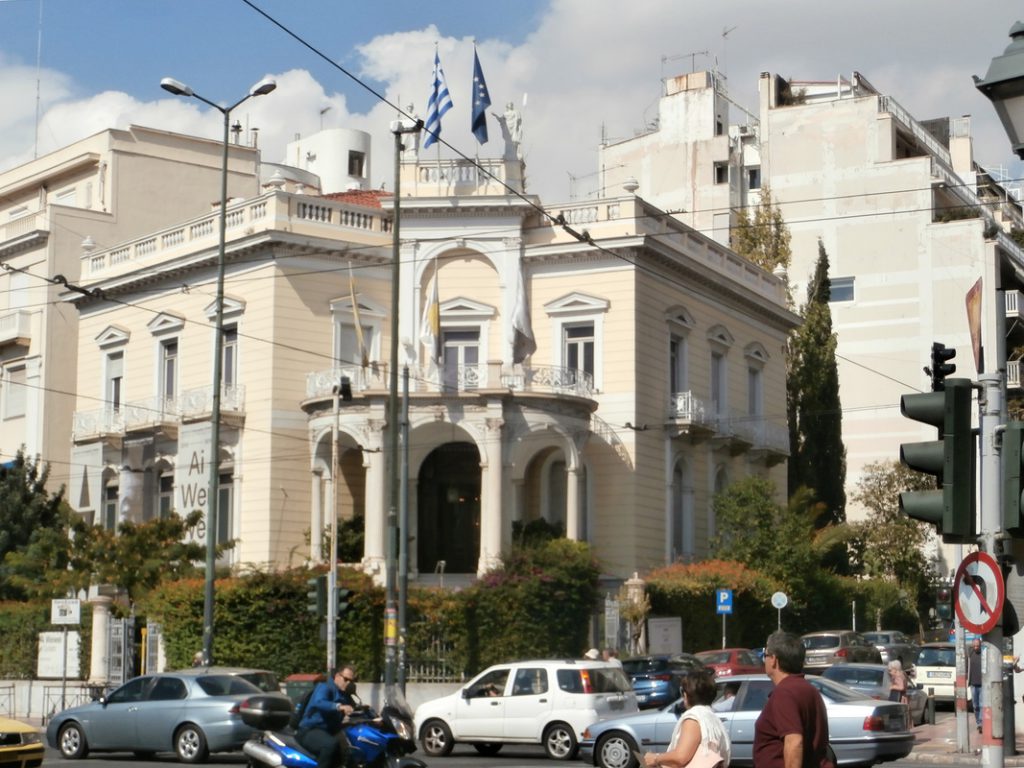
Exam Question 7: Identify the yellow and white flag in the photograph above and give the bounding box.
[348,263,369,368]
[420,260,441,369]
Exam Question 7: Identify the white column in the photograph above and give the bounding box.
[310,469,323,562]
[88,596,113,684]
[478,418,504,574]
[566,467,581,540]
[362,419,387,580]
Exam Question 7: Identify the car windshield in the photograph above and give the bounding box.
[809,676,870,702]
[622,659,669,675]
[863,633,889,643]
[195,675,263,696]
[918,647,955,666]
[825,667,884,687]
[696,651,730,665]
[587,668,634,693]
[238,672,279,692]
[803,635,840,650]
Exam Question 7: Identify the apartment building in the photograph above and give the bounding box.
[63,129,797,581]
[601,69,1024,544]
[0,126,264,490]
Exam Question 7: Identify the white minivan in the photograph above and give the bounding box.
[414,659,638,760]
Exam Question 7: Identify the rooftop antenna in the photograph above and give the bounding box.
[319,106,331,131]
[721,26,737,76]
[33,0,44,159]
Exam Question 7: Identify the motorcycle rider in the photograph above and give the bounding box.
[297,665,358,768]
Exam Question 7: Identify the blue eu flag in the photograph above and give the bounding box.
[471,48,491,144]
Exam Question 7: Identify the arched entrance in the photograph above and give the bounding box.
[417,442,481,574]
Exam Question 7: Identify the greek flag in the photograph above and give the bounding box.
[423,51,453,149]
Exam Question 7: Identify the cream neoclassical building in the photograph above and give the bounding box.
[60,129,797,583]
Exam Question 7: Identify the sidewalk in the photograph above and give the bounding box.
[906,714,1024,765]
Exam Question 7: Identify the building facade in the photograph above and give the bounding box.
[63,134,797,582]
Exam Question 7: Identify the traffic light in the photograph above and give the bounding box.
[898,377,975,543]
[929,342,957,391]
[337,588,353,618]
[936,585,953,621]
[1003,420,1024,534]
[306,575,327,616]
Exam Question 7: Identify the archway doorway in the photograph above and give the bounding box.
[417,442,481,574]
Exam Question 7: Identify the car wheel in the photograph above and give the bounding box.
[543,722,578,760]
[595,732,639,768]
[420,719,455,757]
[175,723,209,763]
[474,743,504,756]
[58,722,89,759]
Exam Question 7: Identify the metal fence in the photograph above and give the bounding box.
[0,684,12,716]
[42,685,96,723]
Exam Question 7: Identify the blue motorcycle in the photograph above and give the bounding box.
[241,686,426,768]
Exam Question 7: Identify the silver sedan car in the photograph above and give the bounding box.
[45,669,291,763]
[580,674,913,768]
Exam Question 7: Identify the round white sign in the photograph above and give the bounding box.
[771,591,789,610]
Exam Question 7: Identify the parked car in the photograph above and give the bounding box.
[413,658,636,760]
[861,631,918,669]
[579,673,913,768]
[45,669,291,763]
[694,648,763,677]
[203,666,281,693]
[913,641,956,703]
[621,654,705,710]
[822,662,927,725]
[0,714,44,768]
[801,630,883,673]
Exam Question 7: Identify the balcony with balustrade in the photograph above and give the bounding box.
[72,386,246,443]
[666,391,715,441]
[0,309,32,348]
[0,211,48,256]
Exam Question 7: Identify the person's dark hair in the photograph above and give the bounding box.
[680,667,717,706]
[765,630,805,673]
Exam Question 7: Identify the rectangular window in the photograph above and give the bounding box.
[106,351,124,412]
[337,322,375,368]
[748,167,762,190]
[748,367,763,417]
[831,276,855,302]
[216,472,233,545]
[159,474,174,519]
[442,329,480,391]
[161,339,178,401]
[669,335,687,394]
[711,352,726,415]
[55,187,77,207]
[222,326,238,389]
[103,485,119,531]
[3,365,26,419]
[348,151,366,178]
[564,323,595,377]
[714,163,728,185]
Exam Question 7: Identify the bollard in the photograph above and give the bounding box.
[926,689,936,725]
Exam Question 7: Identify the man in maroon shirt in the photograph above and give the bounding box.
[753,631,833,768]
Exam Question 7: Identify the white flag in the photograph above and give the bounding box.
[420,263,441,368]
[511,260,536,364]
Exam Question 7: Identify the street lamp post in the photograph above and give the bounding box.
[159,76,276,666]
[975,21,1024,160]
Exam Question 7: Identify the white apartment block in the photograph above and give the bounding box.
[601,69,1024,555]
[0,126,265,489]
[55,127,797,583]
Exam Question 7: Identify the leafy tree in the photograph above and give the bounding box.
[788,240,846,528]
[0,450,77,600]
[732,186,792,278]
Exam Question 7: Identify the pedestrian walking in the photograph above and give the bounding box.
[753,630,833,768]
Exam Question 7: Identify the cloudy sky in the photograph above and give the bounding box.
[1,0,1022,203]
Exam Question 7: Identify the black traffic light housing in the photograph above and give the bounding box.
[898,377,975,543]
[306,574,327,616]
[337,588,353,618]
[929,342,957,391]
[935,585,953,621]
[1004,421,1024,534]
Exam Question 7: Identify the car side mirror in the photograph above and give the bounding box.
[461,688,471,700]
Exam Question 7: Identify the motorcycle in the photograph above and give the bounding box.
[240,685,426,768]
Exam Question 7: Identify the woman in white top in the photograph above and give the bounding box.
[643,668,731,768]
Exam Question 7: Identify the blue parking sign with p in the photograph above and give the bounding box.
[716,589,733,615]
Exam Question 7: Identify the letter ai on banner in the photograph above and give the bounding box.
[175,422,212,545]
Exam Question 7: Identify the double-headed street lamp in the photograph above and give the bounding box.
[159,75,277,666]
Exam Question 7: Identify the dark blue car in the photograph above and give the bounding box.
[620,654,704,710]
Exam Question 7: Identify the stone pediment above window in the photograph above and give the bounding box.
[544,292,609,316]
[203,295,246,322]
[707,324,735,349]
[665,305,695,332]
[147,312,185,336]
[744,341,769,364]
[440,297,496,321]
[331,294,386,320]
[95,325,130,348]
